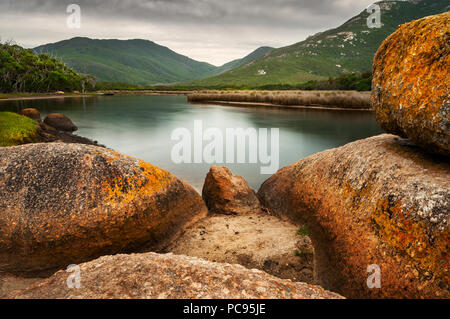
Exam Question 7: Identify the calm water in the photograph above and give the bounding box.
[0,95,382,191]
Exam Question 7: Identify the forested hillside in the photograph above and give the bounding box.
[0,41,95,93]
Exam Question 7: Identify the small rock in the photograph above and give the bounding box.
[43,113,78,132]
[202,166,262,215]
[18,108,40,121]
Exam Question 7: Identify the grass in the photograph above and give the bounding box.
[0,112,40,146]
[187,90,371,109]
[297,227,309,236]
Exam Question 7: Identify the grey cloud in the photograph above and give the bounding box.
[0,0,376,65]
[1,0,375,27]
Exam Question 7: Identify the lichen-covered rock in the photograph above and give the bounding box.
[258,135,449,299]
[0,143,207,275]
[19,108,41,122]
[4,252,343,299]
[372,12,450,156]
[202,166,262,215]
[44,113,78,132]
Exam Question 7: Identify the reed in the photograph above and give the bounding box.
[187,90,371,109]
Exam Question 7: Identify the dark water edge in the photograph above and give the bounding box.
[0,95,383,191]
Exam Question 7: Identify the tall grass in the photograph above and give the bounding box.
[187,90,371,109]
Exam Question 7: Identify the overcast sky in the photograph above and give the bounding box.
[0,0,378,66]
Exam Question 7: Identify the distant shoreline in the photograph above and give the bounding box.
[0,91,190,102]
[0,90,373,111]
[0,94,98,102]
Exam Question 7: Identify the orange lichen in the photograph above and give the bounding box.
[343,180,449,288]
[372,12,450,155]
[344,180,372,198]
[101,157,174,205]
[373,197,449,284]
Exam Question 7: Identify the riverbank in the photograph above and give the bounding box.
[0,93,98,101]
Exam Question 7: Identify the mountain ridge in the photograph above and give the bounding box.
[33,37,273,85]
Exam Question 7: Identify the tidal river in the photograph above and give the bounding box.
[0,95,382,191]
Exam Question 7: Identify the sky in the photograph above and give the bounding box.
[0,0,378,66]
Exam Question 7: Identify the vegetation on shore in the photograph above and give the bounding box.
[187,90,371,109]
[0,41,96,93]
[0,112,39,146]
[96,72,372,92]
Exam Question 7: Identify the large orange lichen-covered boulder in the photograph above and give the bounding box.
[372,12,449,157]
[258,135,449,299]
[0,143,207,275]
[5,252,343,299]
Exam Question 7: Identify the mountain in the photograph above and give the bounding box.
[33,37,219,85]
[189,0,449,87]
[33,37,273,85]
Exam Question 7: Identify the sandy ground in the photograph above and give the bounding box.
[0,272,43,297]
[163,211,314,284]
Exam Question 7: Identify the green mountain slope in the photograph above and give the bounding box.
[189,0,449,87]
[215,46,274,74]
[33,37,273,85]
[33,37,220,85]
